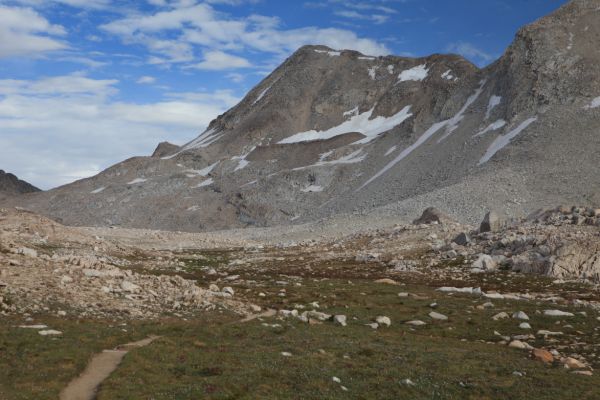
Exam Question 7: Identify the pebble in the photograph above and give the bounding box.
[519,322,532,329]
[281,352,292,357]
[532,348,553,363]
[492,312,509,321]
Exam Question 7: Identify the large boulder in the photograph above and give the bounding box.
[480,211,503,232]
[413,207,452,225]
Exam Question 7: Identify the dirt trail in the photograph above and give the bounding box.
[59,336,159,400]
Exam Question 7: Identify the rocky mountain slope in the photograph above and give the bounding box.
[0,170,40,197]
[6,0,600,232]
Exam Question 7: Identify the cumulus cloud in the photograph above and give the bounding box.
[100,2,390,66]
[446,41,495,66]
[10,0,113,9]
[0,74,240,189]
[0,5,67,58]
[136,75,156,84]
[188,50,252,70]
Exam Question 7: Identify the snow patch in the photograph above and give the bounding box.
[368,66,378,80]
[253,85,272,105]
[315,49,341,57]
[195,178,214,188]
[127,178,147,185]
[278,106,413,145]
[398,64,428,82]
[358,82,487,189]
[301,185,323,193]
[343,107,359,118]
[437,80,486,143]
[163,128,223,159]
[486,95,502,119]
[584,96,600,109]
[185,162,219,177]
[479,117,537,165]
[232,147,256,171]
[441,70,456,80]
[359,120,448,190]
[358,56,376,60]
[293,149,366,171]
[474,119,506,137]
[384,145,396,156]
[90,187,106,194]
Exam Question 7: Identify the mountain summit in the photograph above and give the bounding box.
[7,0,600,231]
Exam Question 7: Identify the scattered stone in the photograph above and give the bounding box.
[374,278,398,285]
[405,320,426,326]
[532,348,553,363]
[429,312,448,321]
[39,330,62,336]
[281,352,292,357]
[472,254,497,272]
[492,312,509,321]
[365,323,379,329]
[334,315,347,327]
[413,207,451,225]
[453,232,471,246]
[564,357,586,369]
[519,322,532,329]
[375,316,391,327]
[508,340,530,350]
[512,311,529,320]
[544,310,574,317]
[332,377,341,383]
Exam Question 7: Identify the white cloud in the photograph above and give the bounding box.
[0,74,240,189]
[136,75,156,84]
[446,41,495,65]
[334,10,390,24]
[10,0,112,10]
[0,5,67,58]
[100,2,390,65]
[188,50,252,70]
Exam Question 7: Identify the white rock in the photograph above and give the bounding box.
[332,377,341,383]
[365,323,379,329]
[405,320,426,326]
[281,352,292,357]
[209,284,220,292]
[19,325,48,329]
[512,311,529,320]
[39,330,62,336]
[519,322,531,329]
[429,311,448,321]
[17,247,38,258]
[120,281,140,292]
[222,286,235,296]
[375,316,391,327]
[492,312,509,321]
[334,315,347,326]
[508,340,530,350]
[472,254,497,271]
[544,309,574,317]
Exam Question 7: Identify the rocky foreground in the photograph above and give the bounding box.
[1,205,600,398]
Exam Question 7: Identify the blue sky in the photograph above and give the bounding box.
[0,0,567,189]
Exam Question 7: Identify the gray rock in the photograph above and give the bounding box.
[453,232,471,246]
[480,211,503,233]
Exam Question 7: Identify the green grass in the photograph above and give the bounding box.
[2,249,599,399]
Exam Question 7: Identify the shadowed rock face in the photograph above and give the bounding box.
[6,0,600,232]
[0,170,40,196]
[151,142,180,158]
